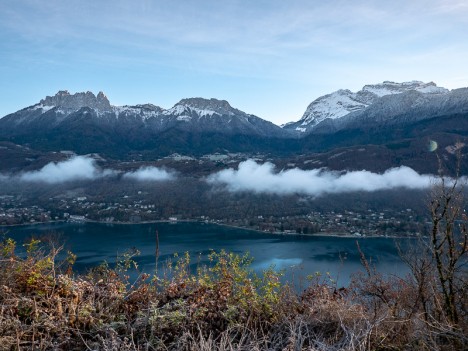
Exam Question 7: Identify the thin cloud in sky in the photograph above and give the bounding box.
[207,160,433,196]
[436,0,468,13]
[4,0,464,60]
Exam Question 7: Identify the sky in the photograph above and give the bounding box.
[1,0,467,125]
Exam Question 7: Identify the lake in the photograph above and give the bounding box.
[1,221,413,288]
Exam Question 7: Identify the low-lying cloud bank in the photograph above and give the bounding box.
[123,166,174,181]
[206,160,434,196]
[0,157,437,191]
[9,156,175,184]
[19,156,115,183]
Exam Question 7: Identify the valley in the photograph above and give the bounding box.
[1,80,466,237]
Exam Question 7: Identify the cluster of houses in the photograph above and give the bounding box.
[1,192,427,238]
[0,196,55,225]
[212,208,427,237]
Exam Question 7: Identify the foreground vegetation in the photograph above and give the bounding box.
[0,239,465,350]
[0,180,466,350]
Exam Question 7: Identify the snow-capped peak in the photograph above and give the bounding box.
[286,80,449,132]
[174,98,240,117]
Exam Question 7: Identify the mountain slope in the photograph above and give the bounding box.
[311,88,468,135]
[283,81,450,133]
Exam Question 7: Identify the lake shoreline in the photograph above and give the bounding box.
[2,219,414,289]
[0,218,413,239]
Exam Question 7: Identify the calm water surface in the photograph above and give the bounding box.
[1,222,413,287]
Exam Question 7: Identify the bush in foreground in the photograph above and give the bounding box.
[0,234,466,351]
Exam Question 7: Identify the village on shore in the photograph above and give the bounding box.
[0,193,427,238]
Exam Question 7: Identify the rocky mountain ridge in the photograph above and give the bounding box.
[30,92,248,119]
[3,91,285,136]
[0,91,290,157]
[283,81,450,133]
[40,90,112,112]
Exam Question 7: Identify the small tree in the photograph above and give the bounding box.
[429,174,467,325]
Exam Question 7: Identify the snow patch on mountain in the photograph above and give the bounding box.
[191,107,218,118]
[362,81,448,97]
[29,104,55,112]
[299,89,368,127]
[164,105,187,116]
[176,115,192,122]
[113,106,162,120]
[415,85,449,94]
[174,98,240,117]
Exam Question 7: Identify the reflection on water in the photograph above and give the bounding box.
[1,221,413,287]
[253,257,303,271]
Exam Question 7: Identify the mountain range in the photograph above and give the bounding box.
[0,81,467,172]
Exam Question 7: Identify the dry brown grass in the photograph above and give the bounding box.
[0,235,466,350]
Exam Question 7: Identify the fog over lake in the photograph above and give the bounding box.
[2,221,413,288]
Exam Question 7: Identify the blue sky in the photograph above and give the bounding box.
[1,0,467,125]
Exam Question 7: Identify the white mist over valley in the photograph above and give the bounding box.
[0,156,438,197]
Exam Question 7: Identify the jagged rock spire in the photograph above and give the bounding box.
[40,90,112,111]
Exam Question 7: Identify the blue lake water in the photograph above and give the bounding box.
[1,221,413,288]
